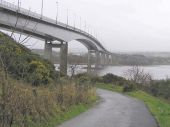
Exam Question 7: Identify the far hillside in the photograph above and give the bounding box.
[32,49,170,65]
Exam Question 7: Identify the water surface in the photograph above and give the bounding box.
[98,65,170,80]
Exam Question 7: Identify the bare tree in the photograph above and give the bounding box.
[7,0,39,46]
[124,66,152,86]
[70,64,78,78]
[10,0,21,38]
[68,54,81,78]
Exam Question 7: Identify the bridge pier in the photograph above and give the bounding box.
[87,50,92,74]
[106,54,109,65]
[108,54,112,65]
[110,54,113,65]
[60,42,68,76]
[103,54,107,66]
[95,51,100,70]
[87,50,100,74]
[98,52,103,67]
[44,40,53,62]
[108,55,111,65]
[111,54,114,65]
[44,41,68,76]
[100,52,105,66]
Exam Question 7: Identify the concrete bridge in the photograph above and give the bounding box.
[0,0,113,76]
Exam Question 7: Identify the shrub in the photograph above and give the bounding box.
[0,32,57,86]
[102,73,114,83]
[123,83,136,92]
[0,78,96,127]
[91,76,103,84]
[27,60,51,86]
[102,73,126,84]
[148,80,170,99]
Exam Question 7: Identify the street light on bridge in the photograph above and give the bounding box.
[41,0,44,19]
[56,0,59,24]
[80,17,81,31]
[74,13,76,29]
[67,8,69,26]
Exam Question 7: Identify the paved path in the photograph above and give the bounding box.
[58,89,157,127]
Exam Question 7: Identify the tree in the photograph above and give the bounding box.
[124,66,152,86]
[68,54,81,78]
[7,0,39,46]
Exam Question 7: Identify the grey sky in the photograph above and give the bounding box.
[5,0,170,52]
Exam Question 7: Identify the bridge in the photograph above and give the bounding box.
[0,0,113,76]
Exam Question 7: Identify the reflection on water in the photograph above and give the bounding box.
[55,64,87,76]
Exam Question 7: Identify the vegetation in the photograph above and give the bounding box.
[96,72,170,127]
[0,32,58,86]
[0,32,97,127]
[146,80,170,100]
[111,53,170,65]
[97,83,170,127]
[129,91,170,127]
[1,30,170,127]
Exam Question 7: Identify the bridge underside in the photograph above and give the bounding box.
[0,4,113,76]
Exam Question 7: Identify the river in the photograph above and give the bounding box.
[98,65,170,80]
[55,64,170,80]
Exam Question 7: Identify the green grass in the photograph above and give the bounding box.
[29,104,92,127]
[12,104,89,127]
[97,84,170,127]
[128,91,170,127]
[96,83,123,93]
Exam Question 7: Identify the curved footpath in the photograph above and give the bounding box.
[58,89,157,127]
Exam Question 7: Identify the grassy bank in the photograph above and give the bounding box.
[30,103,93,127]
[97,84,170,127]
[0,32,97,127]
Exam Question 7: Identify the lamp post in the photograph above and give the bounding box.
[56,1,59,24]
[17,0,20,11]
[41,0,44,19]
[67,8,68,26]
[80,17,81,30]
[74,14,76,29]
[84,21,86,32]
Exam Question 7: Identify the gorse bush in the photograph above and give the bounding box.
[0,32,58,86]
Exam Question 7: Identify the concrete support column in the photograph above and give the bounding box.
[104,54,107,65]
[99,52,102,66]
[95,51,100,69]
[111,55,114,65]
[109,55,112,65]
[109,55,113,65]
[108,54,111,65]
[87,50,92,74]
[106,54,109,65]
[60,42,68,76]
[101,53,105,66]
[44,40,53,62]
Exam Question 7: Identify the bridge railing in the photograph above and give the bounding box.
[0,0,103,47]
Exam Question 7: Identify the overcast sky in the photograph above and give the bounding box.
[4,0,170,52]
